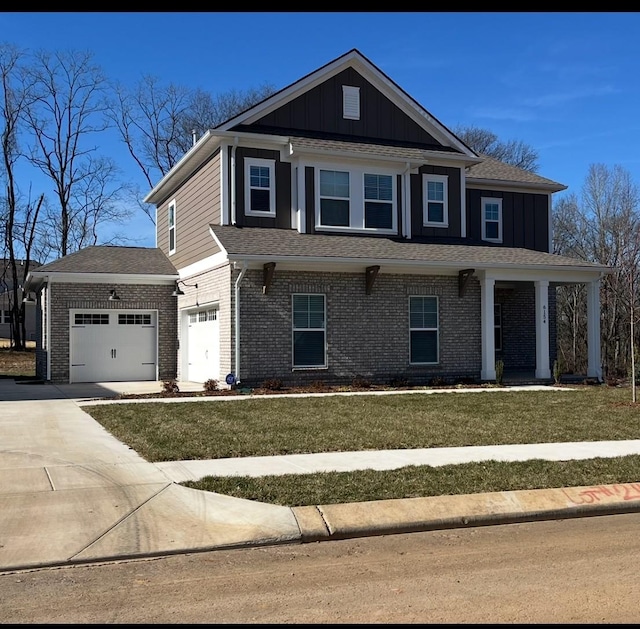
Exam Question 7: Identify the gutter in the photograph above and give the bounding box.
[233,261,248,385]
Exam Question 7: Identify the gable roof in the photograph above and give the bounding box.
[210,225,609,275]
[28,246,178,276]
[216,48,476,156]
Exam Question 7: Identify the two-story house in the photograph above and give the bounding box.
[25,49,610,385]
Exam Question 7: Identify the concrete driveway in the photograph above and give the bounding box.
[0,380,301,572]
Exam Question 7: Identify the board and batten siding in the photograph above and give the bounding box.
[466,188,550,252]
[156,151,222,268]
[243,68,444,147]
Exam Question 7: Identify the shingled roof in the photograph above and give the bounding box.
[32,246,178,276]
[210,225,608,272]
[466,155,566,191]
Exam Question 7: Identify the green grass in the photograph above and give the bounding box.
[84,385,640,506]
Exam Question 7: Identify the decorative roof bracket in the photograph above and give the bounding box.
[458,268,475,297]
[263,262,276,294]
[366,265,380,295]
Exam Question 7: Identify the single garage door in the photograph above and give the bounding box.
[186,307,219,383]
[70,309,157,383]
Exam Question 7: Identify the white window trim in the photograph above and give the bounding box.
[292,293,327,369]
[409,295,439,365]
[482,197,503,243]
[422,173,449,228]
[342,85,360,120]
[245,157,276,218]
[168,200,176,256]
[314,162,398,235]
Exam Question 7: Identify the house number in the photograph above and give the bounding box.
[543,305,547,324]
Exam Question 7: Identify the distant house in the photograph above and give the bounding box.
[25,49,611,385]
[1,258,39,343]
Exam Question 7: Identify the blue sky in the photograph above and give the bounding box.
[3,11,640,250]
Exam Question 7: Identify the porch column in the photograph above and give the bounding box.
[535,280,551,379]
[587,278,602,379]
[480,275,496,381]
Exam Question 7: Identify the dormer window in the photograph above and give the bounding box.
[342,85,360,120]
[245,158,276,217]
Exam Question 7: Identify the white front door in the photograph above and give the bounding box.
[70,310,157,383]
[187,307,219,383]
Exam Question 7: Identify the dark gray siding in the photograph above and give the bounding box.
[244,68,446,148]
[234,148,292,229]
[466,188,549,252]
[410,165,462,239]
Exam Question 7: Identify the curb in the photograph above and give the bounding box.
[290,482,640,542]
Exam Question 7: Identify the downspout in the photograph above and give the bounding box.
[402,162,411,238]
[233,261,248,385]
[231,137,239,225]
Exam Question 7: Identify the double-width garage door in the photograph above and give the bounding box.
[70,309,157,383]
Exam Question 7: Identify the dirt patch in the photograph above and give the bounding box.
[0,347,36,378]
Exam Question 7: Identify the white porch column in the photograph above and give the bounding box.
[587,278,603,379]
[535,280,551,379]
[480,275,496,381]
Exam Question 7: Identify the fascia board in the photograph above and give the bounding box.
[225,253,610,278]
[466,179,568,194]
[31,272,178,285]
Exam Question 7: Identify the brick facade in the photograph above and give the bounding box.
[235,269,483,387]
[41,282,177,383]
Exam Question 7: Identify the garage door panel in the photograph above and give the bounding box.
[186,308,219,383]
[70,309,157,383]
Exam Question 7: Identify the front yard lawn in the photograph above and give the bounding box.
[84,385,640,506]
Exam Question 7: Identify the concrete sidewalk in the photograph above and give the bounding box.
[2,379,640,573]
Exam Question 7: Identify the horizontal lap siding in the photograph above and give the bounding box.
[156,151,222,268]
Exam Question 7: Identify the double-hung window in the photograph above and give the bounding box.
[482,197,502,242]
[409,296,439,364]
[245,158,276,217]
[168,201,176,255]
[423,174,448,227]
[319,169,350,227]
[317,165,397,233]
[292,294,326,368]
[364,173,393,229]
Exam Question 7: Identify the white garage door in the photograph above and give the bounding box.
[70,310,157,383]
[186,307,219,383]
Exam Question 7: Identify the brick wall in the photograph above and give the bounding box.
[235,269,482,387]
[175,264,232,381]
[47,282,177,383]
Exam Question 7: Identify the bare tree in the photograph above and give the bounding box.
[107,77,276,224]
[0,43,43,350]
[454,124,540,173]
[22,49,131,257]
[554,164,640,380]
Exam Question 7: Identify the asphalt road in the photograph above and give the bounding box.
[2,511,639,623]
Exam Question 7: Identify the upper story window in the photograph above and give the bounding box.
[482,197,503,243]
[423,174,448,227]
[245,158,276,217]
[316,164,397,234]
[342,85,360,120]
[168,200,176,255]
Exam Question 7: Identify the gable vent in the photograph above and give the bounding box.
[342,85,360,120]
